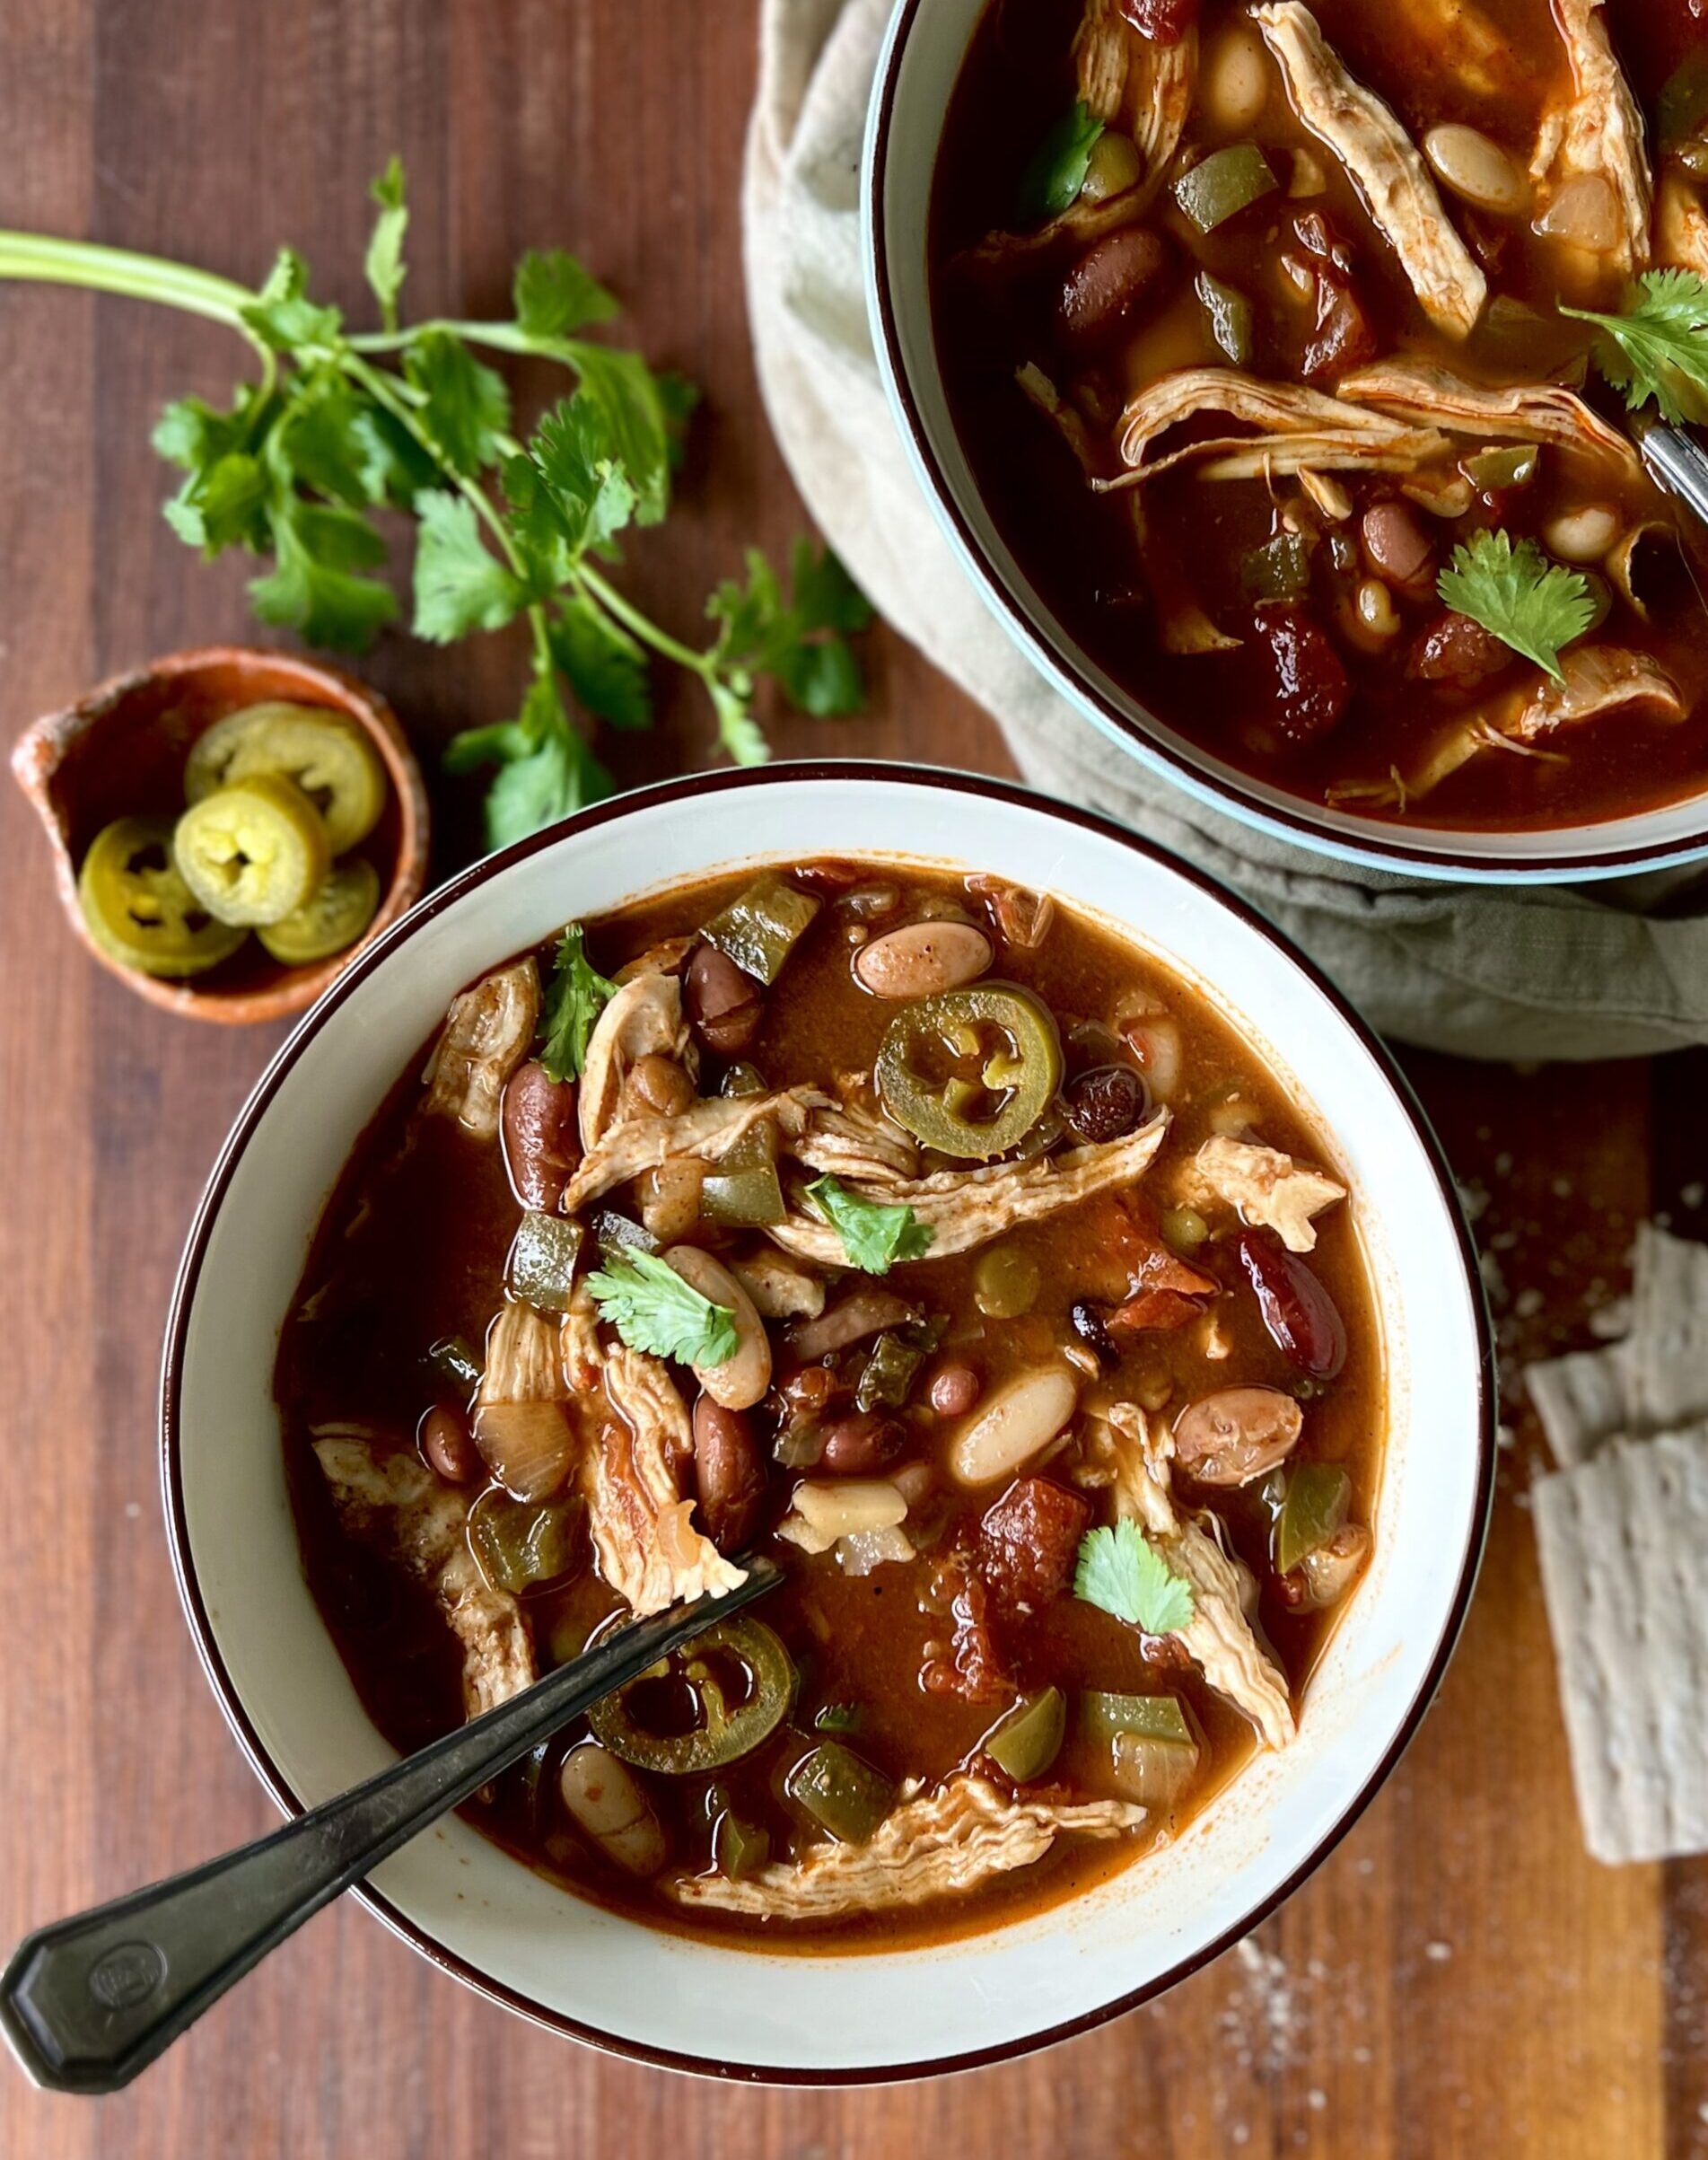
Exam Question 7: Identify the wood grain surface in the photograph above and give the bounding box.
[0,4,1704,2154]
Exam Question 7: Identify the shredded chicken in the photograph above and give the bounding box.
[478,1300,571,1404]
[1102,1408,1296,1747]
[1344,645,1686,807]
[730,1249,827,1321]
[421,961,539,1143]
[560,1281,603,1392]
[312,1436,535,1718]
[1658,171,1708,279]
[793,1102,921,1188]
[1530,0,1651,277]
[577,972,697,1153]
[1252,3,1485,337]
[612,934,696,986]
[767,1111,1170,1265]
[564,1085,831,1214]
[1016,363,1104,479]
[668,1774,1143,1919]
[1195,1136,1347,1252]
[1336,359,1644,484]
[578,1340,745,1617]
[1109,370,1448,487]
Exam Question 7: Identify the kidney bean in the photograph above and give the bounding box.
[818,1410,907,1475]
[1251,605,1350,746]
[1062,1063,1150,1144]
[1237,1228,1347,1380]
[420,1405,479,1485]
[1360,501,1434,593]
[692,1394,768,1552]
[685,942,763,1056]
[1057,227,1172,352]
[929,1362,982,1417]
[501,1059,581,1213]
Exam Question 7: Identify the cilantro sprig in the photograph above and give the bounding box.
[586,1251,739,1367]
[1436,529,1595,683]
[805,1175,934,1276]
[0,168,873,852]
[1562,268,1708,428]
[538,924,616,1084]
[1074,1520,1196,1637]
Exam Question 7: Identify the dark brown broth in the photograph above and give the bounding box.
[931,0,1708,830]
[276,862,1383,1948]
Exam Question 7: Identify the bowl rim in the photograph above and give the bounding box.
[159,760,1497,2085]
[861,0,1708,888]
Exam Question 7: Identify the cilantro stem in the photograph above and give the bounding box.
[0,230,260,340]
[575,561,714,679]
[346,320,555,358]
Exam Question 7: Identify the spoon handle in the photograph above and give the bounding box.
[1637,416,1708,531]
[0,1558,780,2094]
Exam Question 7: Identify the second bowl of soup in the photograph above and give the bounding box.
[164,766,1491,2077]
[867,0,1708,881]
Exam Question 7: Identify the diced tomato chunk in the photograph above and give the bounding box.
[922,1557,1012,1702]
[977,1477,1094,1615]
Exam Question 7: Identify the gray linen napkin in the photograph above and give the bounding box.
[741,0,1708,1058]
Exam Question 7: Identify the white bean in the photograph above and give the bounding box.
[1543,503,1620,563]
[792,1478,908,1539]
[559,1743,667,1875]
[1423,125,1529,216]
[664,1245,772,1410]
[1202,26,1270,132]
[854,919,993,999]
[948,1366,1079,1488]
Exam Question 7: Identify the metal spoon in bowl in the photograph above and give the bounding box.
[0,1555,784,2094]
[1634,412,1708,531]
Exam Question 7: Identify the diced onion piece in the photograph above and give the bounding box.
[1109,1728,1200,1810]
[472,1398,574,1503]
[836,1523,916,1576]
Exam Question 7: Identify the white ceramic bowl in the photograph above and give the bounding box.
[862,0,1708,886]
[162,765,1493,2081]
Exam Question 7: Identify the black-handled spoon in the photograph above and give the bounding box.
[0,1555,783,2094]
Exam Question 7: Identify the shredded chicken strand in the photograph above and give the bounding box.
[421,961,539,1143]
[1103,1408,1296,1747]
[581,1341,745,1616]
[668,1773,1143,1919]
[1530,0,1651,277]
[313,1437,535,1718]
[1336,359,1644,484]
[564,1085,832,1214]
[766,1111,1170,1265]
[478,1300,571,1404]
[1110,369,1447,486]
[1252,2,1486,337]
[1195,1136,1347,1253]
[577,971,697,1152]
[1658,171,1708,279]
[793,1102,922,1187]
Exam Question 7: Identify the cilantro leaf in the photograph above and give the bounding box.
[708,542,873,725]
[446,670,611,850]
[586,1251,740,1367]
[1073,1520,1196,1636]
[708,677,771,768]
[403,329,512,478]
[528,392,639,555]
[167,452,271,552]
[1562,268,1708,426]
[562,341,671,525]
[1018,101,1104,221]
[513,247,619,342]
[411,489,526,639]
[538,922,617,1082]
[364,155,409,333]
[250,498,398,651]
[241,248,344,355]
[279,375,392,507]
[1436,529,1595,683]
[548,593,653,729]
[805,1175,933,1275]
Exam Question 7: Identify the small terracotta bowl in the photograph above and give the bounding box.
[11,645,430,1025]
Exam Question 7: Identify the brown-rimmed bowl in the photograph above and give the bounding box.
[12,645,430,1024]
[861,0,1708,887]
[161,763,1493,2081]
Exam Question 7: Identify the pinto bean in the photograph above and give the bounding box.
[1057,227,1173,352]
[692,1394,767,1552]
[929,1362,982,1416]
[1172,1385,1303,1486]
[853,920,993,999]
[685,942,763,1056]
[627,1053,696,1118]
[1251,604,1350,745]
[819,1410,907,1475]
[419,1404,479,1484]
[501,1059,581,1213]
[1360,501,1434,593]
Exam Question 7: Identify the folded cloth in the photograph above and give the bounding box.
[741,0,1708,1059]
